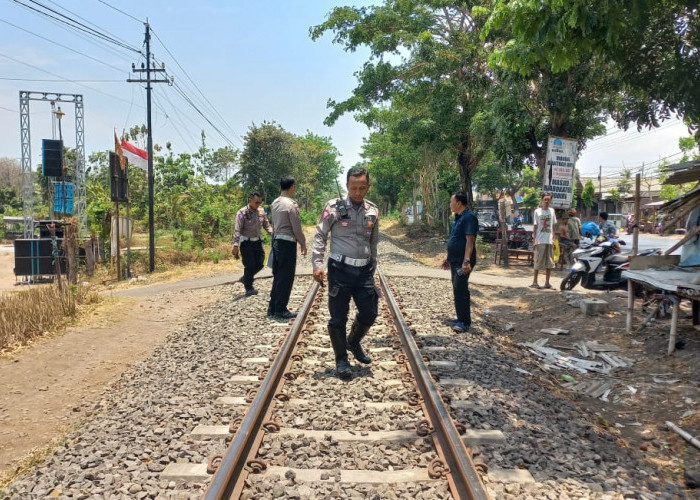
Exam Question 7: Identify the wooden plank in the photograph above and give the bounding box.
[629,255,681,270]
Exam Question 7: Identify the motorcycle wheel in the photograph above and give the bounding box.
[560,272,582,291]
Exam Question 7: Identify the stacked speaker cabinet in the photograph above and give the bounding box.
[109,152,129,202]
[42,139,64,177]
[13,239,66,276]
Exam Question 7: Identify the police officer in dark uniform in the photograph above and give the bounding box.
[312,167,380,380]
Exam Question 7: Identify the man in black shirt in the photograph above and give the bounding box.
[441,191,478,333]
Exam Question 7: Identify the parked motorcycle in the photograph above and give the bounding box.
[560,238,661,291]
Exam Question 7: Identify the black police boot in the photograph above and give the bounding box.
[328,325,352,380]
[347,321,372,364]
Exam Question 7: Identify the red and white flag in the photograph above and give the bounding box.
[121,139,148,171]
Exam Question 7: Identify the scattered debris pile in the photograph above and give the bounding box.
[520,337,635,402]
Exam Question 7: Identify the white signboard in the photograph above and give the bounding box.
[543,136,578,208]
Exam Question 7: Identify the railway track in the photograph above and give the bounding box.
[192,269,489,499]
[4,240,680,499]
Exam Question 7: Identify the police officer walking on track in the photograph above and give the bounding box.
[312,167,379,380]
[268,175,307,321]
[232,191,273,296]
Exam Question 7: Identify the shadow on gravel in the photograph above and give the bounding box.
[311,366,375,381]
[379,233,428,265]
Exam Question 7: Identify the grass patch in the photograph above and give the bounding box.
[0,284,100,352]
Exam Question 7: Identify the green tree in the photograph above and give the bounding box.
[617,168,633,197]
[581,179,596,215]
[292,132,343,212]
[485,0,700,131]
[311,1,495,204]
[239,122,297,202]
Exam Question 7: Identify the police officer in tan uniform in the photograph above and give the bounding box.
[268,175,307,320]
[232,191,272,296]
[312,167,379,379]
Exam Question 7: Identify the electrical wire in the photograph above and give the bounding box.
[152,90,196,152]
[0,77,123,82]
[96,0,143,24]
[0,17,127,74]
[0,50,145,108]
[44,0,139,52]
[10,0,142,54]
[171,81,237,148]
[151,28,239,140]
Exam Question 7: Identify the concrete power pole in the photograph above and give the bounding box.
[127,22,169,272]
[598,165,602,214]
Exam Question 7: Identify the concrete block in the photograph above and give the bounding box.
[580,298,609,316]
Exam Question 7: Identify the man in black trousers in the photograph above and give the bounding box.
[232,191,272,296]
[267,175,307,320]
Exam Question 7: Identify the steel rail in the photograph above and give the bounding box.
[205,280,321,500]
[378,269,491,500]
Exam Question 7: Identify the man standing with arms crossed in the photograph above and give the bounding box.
[312,167,379,380]
[530,192,557,289]
[232,192,273,296]
[268,175,307,321]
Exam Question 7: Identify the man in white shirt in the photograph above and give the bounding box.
[530,192,557,289]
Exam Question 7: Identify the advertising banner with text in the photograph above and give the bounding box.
[543,136,578,209]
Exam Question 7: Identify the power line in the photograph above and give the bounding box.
[0,17,127,74]
[584,120,686,154]
[151,28,239,141]
[0,50,145,108]
[96,0,143,24]
[44,0,139,51]
[0,77,123,82]
[171,82,237,148]
[10,0,142,54]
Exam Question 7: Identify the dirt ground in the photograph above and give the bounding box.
[0,223,698,490]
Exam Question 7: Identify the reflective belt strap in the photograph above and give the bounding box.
[274,234,296,242]
[329,253,370,267]
[240,236,260,242]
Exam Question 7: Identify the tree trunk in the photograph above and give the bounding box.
[457,144,475,207]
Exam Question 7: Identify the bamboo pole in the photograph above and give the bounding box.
[666,421,700,450]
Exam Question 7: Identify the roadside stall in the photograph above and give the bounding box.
[623,160,700,354]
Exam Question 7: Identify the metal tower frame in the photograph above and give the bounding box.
[19,91,87,238]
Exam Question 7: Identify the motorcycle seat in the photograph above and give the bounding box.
[605,254,628,265]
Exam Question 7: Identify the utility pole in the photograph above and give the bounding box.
[598,165,602,214]
[127,22,169,273]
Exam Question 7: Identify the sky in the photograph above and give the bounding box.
[0,0,692,182]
